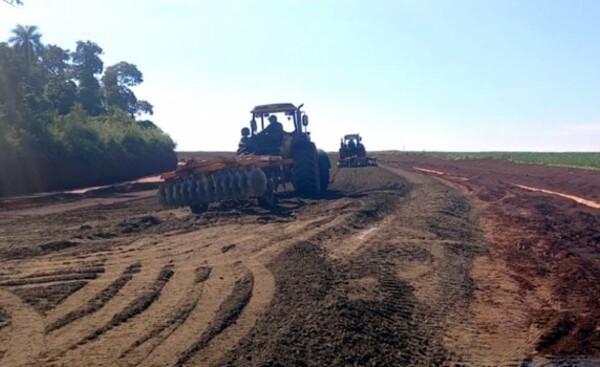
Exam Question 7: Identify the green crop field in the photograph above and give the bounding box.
[376,151,600,170]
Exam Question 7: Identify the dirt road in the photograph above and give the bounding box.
[0,162,598,366]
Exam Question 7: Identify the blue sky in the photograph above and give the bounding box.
[1,0,599,151]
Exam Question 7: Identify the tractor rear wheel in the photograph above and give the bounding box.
[318,150,331,191]
[292,142,321,196]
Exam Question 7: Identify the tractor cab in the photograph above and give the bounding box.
[339,134,366,159]
[238,103,311,157]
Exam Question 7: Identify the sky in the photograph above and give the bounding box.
[1,0,599,152]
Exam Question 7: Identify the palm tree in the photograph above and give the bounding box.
[8,24,42,68]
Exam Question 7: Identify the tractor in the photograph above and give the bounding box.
[337,134,378,168]
[158,103,331,213]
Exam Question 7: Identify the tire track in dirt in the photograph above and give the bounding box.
[58,263,191,366]
[175,271,254,367]
[343,172,483,365]
[74,264,174,346]
[135,264,244,367]
[0,264,105,282]
[385,165,582,365]
[137,215,345,366]
[10,281,89,315]
[0,305,10,360]
[118,266,212,364]
[187,258,276,367]
[0,272,101,287]
[128,202,363,366]
[40,258,163,360]
[382,166,526,365]
[219,166,486,366]
[45,262,141,333]
[384,159,600,365]
[1,166,417,366]
[0,289,45,367]
[0,261,106,318]
[49,263,175,365]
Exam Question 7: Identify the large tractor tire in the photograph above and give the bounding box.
[318,150,331,191]
[292,142,321,196]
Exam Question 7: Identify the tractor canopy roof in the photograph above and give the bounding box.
[343,134,360,140]
[251,103,298,115]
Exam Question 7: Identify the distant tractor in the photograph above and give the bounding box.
[337,134,378,168]
[159,103,331,213]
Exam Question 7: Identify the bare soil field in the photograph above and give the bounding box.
[381,155,600,365]
[0,156,598,366]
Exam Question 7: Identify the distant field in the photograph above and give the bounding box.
[176,151,235,160]
[175,151,600,170]
[377,151,600,170]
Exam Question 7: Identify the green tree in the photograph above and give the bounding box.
[72,41,103,115]
[42,44,71,76]
[2,1,23,6]
[102,61,153,116]
[0,42,20,117]
[44,77,76,114]
[41,44,75,114]
[0,25,176,196]
[8,24,42,70]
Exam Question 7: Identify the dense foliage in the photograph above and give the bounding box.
[0,25,176,196]
[378,151,600,170]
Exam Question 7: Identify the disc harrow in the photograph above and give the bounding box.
[158,155,286,210]
[337,156,378,168]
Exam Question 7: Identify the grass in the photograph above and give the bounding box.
[376,151,600,170]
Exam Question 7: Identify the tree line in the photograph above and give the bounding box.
[0,25,176,196]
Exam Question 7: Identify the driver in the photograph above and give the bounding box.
[347,138,356,150]
[263,115,284,136]
[257,115,284,155]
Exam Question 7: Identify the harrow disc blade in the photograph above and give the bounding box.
[158,165,269,209]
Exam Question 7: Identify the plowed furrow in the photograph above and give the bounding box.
[75,264,173,347]
[120,299,198,361]
[120,266,212,364]
[190,259,275,367]
[134,265,241,367]
[10,280,88,314]
[0,272,100,287]
[41,260,163,357]
[0,265,105,282]
[0,306,9,329]
[176,271,254,367]
[0,289,44,367]
[46,262,141,333]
